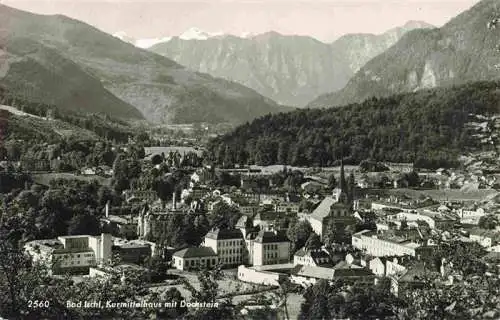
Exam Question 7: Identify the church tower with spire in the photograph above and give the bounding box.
[333,158,349,204]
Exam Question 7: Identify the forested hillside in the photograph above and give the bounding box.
[207,81,500,169]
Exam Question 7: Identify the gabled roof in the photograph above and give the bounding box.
[333,268,374,278]
[294,247,334,265]
[291,265,335,280]
[310,196,336,222]
[173,247,217,258]
[205,228,243,240]
[255,230,289,243]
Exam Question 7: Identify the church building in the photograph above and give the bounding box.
[308,160,357,242]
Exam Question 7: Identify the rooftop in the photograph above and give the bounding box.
[310,196,336,221]
[254,230,289,243]
[205,228,244,240]
[173,246,217,259]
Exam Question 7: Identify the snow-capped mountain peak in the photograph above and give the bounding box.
[179,27,224,40]
[112,31,136,44]
[240,31,257,38]
[135,37,173,49]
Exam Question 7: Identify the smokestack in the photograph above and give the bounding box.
[105,201,110,218]
[172,192,177,210]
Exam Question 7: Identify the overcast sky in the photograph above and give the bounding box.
[1,0,481,42]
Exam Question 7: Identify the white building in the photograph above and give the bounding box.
[247,230,291,266]
[237,265,284,286]
[293,248,334,267]
[352,230,420,257]
[24,233,112,274]
[457,207,487,225]
[468,229,497,248]
[172,247,218,271]
[203,228,246,267]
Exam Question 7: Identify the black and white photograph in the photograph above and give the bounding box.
[0,0,499,319]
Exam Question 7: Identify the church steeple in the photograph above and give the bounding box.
[339,157,347,193]
[333,157,349,204]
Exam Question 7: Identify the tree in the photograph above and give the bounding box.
[182,267,237,320]
[478,214,499,230]
[400,219,409,231]
[327,174,337,189]
[67,213,101,236]
[151,154,163,165]
[305,233,322,251]
[208,201,242,230]
[287,219,313,253]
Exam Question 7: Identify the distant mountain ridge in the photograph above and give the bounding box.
[307,0,500,109]
[148,21,433,106]
[0,4,288,124]
[207,80,500,168]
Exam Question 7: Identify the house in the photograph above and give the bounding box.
[81,167,97,176]
[290,264,375,287]
[352,230,421,257]
[384,162,414,173]
[301,181,323,194]
[253,211,292,230]
[122,190,158,204]
[456,207,487,225]
[368,257,407,277]
[436,168,451,176]
[247,229,291,266]
[293,248,335,267]
[24,233,112,275]
[172,247,218,271]
[391,264,440,296]
[238,205,259,216]
[467,228,498,248]
[112,238,155,264]
[273,201,300,214]
[203,228,246,267]
[290,265,336,287]
[357,175,376,189]
[237,265,287,286]
[389,210,457,230]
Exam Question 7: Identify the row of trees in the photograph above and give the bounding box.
[208,81,500,169]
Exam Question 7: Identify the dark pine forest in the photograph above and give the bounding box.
[207,81,500,169]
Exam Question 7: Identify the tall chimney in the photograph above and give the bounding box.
[172,192,177,210]
[105,201,110,218]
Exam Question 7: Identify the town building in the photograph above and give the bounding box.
[388,210,457,230]
[203,228,246,267]
[137,198,189,240]
[237,265,288,286]
[247,229,291,266]
[293,248,335,267]
[24,233,112,275]
[172,247,218,271]
[467,228,498,248]
[112,238,155,264]
[290,264,375,287]
[456,207,487,225]
[352,230,421,257]
[308,161,356,241]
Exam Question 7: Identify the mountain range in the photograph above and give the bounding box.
[147,21,433,106]
[307,0,500,109]
[0,4,288,124]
